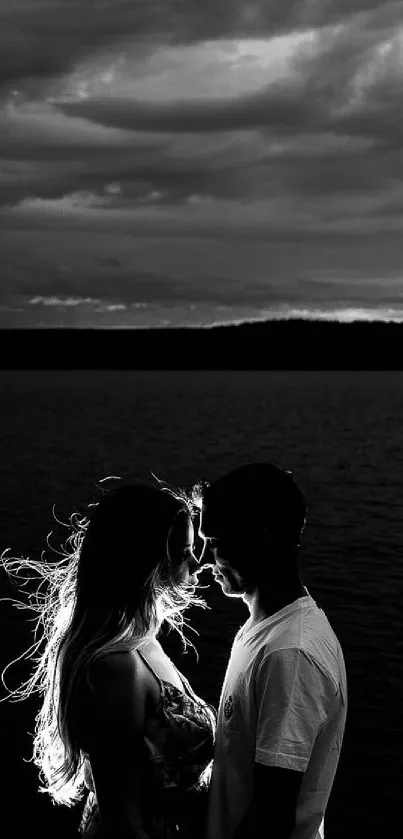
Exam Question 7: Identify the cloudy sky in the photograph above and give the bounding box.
[1,0,403,328]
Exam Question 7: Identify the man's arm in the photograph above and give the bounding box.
[234,763,303,839]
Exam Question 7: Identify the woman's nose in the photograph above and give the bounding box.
[188,554,200,573]
[198,542,215,568]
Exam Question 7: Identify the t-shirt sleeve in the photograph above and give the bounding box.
[255,647,334,772]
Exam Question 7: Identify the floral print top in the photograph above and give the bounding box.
[79,650,216,838]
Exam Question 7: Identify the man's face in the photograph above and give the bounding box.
[199,507,247,598]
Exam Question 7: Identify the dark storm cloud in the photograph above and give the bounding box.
[57,87,313,134]
[0,0,153,88]
[334,83,403,147]
[54,15,400,143]
[0,1,393,88]
[0,117,136,161]
[0,136,258,207]
[1,1,401,212]
[277,148,393,197]
[40,11,403,210]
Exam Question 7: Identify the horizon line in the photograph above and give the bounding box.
[2,316,403,330]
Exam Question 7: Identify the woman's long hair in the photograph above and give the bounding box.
[0,478,205,808]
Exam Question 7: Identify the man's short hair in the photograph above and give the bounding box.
[202,462,306,552]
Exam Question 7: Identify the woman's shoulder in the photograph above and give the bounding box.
[89,648,139,678]
[78,649,153,751]
[88,648,150,691]
[79,648,154,716]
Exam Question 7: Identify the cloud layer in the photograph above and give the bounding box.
[1,0,403,326]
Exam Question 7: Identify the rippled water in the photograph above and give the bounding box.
[0,370,401,837]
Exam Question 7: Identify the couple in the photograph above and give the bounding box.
[2,462,347,839]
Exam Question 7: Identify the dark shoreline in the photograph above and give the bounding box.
[2,320,403,369]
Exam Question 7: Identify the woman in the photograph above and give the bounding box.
[1,478,215,838]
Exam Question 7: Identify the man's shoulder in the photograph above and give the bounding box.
[257,605,341,665]
[254,646,341,715]
[301,606,345,679]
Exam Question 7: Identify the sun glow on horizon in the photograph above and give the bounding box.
[201,307,403,328]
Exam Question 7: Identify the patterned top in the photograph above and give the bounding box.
[79,650,216,838]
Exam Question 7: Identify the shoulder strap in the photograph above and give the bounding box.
[136,648,163,687]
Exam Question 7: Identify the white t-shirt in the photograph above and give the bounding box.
[206,590,347,839]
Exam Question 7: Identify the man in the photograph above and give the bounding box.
[199,462,347,839]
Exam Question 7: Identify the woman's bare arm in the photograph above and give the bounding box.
[84,651,151,839]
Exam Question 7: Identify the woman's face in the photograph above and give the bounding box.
[168,513,200,587]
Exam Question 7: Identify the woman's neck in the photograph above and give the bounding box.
[136,632,158,651]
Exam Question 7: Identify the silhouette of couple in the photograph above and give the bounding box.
[1,462,347,839]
